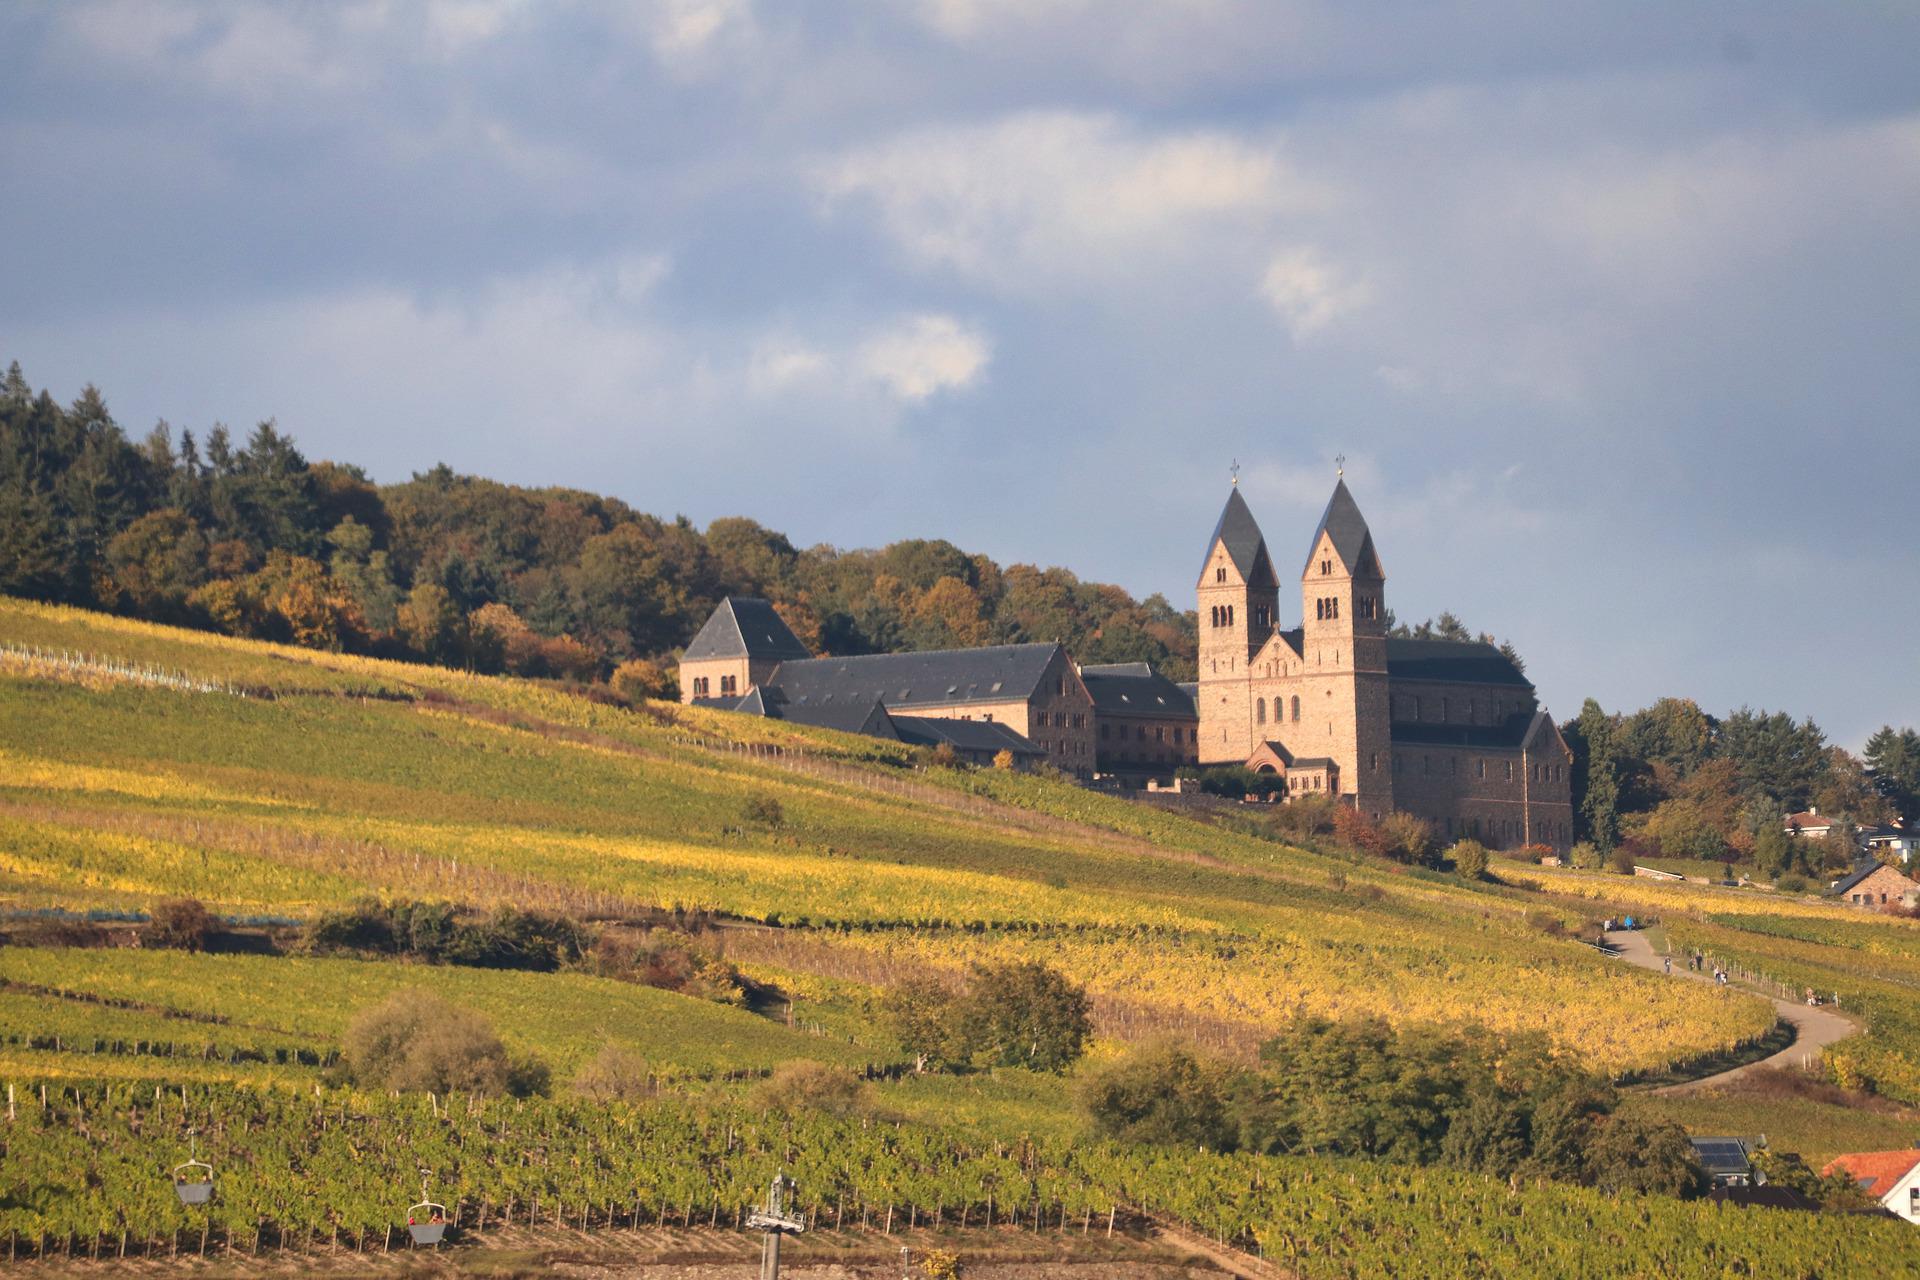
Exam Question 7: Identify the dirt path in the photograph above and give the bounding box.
[1602,929,1857,1095]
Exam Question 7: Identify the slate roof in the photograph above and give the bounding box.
[1199,487,1277,586]
[1080,666,1196,719]
[1824,1150,1920,1198]
[693,686,898,738]
[765,643,1064,712]
[892,715,1044,757]
[1290,756,1336,769]
[1389,711,1540,749]
[1830,860,1910,898]
[683,597,812,663]
[1082,661,1153,677]
[1302,479,1379,577]
[1385,637,1532,688]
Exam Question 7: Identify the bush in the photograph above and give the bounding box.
[304,899,587,971]
[1449,840,1491,880]
[752,1060,869,1116]
[585,928,747,1004]
[1774,873,1810,895]
[570,1043,653,1103]
[343,990,547,1097]
[610,657,676,701]
[929,742,960,769]
[1078,1043,1237,1149]
[1381,813,1436,866]
[1605,845,1637,875]
[992,748,1015,770]
[1567,841,1604,871]
[742,796,785,828]
[147,898,218,952]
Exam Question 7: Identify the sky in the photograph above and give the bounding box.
[2,1,1916,748]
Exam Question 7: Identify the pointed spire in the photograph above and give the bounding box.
[1303,478,1379,577]
[1199,487,1276,586]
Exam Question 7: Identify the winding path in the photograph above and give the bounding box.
[1602,929,1857,1095]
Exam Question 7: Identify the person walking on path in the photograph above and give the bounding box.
[1664,955,1672,975]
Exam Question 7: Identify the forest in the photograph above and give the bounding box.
[0,362,1197,692]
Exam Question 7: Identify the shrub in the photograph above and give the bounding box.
[1567,841,1604,871]
[1381,813,1436,866]
[743,796,785,828]
[930,742,960,769]
[586,928,747,1004]
[1078,1043,1237,1150]
[343,990,546,1097]
[1332,805,1388,857]
[752,1060,868,1116]
[147,898,218,952]
[1605,845,1637,875]
[304,899,587,972]
[570,1043,653,1103]
[610,657,676,701]
[1774,873,1809,895]
[1449,840,1491,881]
[992,748,1015,770]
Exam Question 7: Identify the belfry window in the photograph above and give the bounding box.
[1216,566,1227,583]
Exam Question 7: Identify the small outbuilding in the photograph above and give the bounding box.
[1829,860,1920,910]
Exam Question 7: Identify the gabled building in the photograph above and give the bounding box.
[1082,662,1198,780]
[680,601,1094,776]
[1824,1150,1920,1222]
[679,597,813,701]
[1829,859,1919,910]
[1194,476,1574,849]
[1786,808,1843,840]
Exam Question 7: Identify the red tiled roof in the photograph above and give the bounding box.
[1823,1150,1920,1197]
[1785,811,1834,829]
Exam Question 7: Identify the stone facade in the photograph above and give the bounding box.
[1196,479,1574,850]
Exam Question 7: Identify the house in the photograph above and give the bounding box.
[1785,807,1842,840]
[1829,860,1920,910]
[1824,1150,1920,1222]
[680,597,1094,776]
[1865,824,1918,866]
[1689,1136,1763,1188]
[1081,661,1199,783]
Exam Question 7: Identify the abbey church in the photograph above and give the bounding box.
[1197,478,1574,850]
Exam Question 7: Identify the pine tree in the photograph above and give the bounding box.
[1572,699,1621,849]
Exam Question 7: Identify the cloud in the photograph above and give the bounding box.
[815,110,1311,293]
[1261,246,1369,339]
[855,314,991,401]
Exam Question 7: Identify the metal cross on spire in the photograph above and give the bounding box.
[1229,459,1241,486]
[1335,453,1346,478]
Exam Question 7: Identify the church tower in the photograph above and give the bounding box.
[1295,477,1394,815]
[1196,483,1279,763]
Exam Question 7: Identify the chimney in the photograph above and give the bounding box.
[1809,806,1818,816]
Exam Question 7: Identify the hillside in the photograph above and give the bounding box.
[5,597,1920,1276]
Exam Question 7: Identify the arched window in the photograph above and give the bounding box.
[1290,695,1301,722]
[1256,698,1266,724]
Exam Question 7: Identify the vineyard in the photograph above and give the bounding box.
[0,597,1780,1078]
[4,1078,1918,1279]
[7,597,1920,1272]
